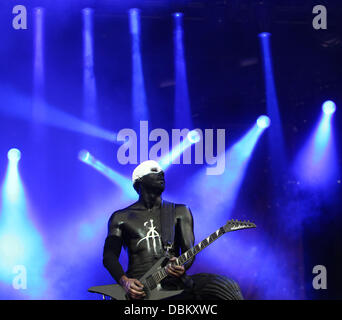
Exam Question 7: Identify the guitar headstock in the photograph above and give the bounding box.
[223,219,256,233]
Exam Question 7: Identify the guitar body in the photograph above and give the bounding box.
[88,283,127,300]
[89,219,256,300]
[88,257,184,300]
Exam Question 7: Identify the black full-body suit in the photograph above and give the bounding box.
[103,198,243,300]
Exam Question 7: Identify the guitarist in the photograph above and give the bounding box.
[103,160,243,300]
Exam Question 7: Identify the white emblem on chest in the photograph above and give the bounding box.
[136,219,162,254]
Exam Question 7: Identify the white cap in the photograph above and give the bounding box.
[132,160,163,184]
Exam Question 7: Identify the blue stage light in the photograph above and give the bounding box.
[82,8,92,15]
[82,7,98,124]
[173,10,192,130]
[159,129,200,170]
[32,7,45,124]
[0,149,48,298]
[129,8,140,35]
[78,150,91,162]
[7,148,21,162]
[184,118,267,219]
[294,101,338,188]
[257,115,271,129]
[259,32,270,38]
[79,150,136,199]
[258,31,286,175]
[322,100,336,115]
[129,8,148,126]
[0,87,117,143]
[187,130,201,144]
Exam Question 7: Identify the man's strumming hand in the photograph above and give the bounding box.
[166,257,185,278]
[119,275,146,299]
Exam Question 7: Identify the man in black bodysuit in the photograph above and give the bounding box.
[103,160,243,300]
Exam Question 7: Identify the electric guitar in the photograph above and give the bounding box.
[88,219,256,300]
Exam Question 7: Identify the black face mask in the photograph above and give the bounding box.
[139,171,165,194]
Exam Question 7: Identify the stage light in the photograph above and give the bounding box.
[159,140,191,170]
[257,115,271,129]
[258,30,286,176]
[173,10,192,130]
[83,7,98,124]
[7,148,21,162]
[82,8,92,15]
[294,102,337,188]
[174,12,183,18]
[0,149,48,298]
[184,117,267,218]
[159,130,196,170]
[0,87,117,143]
[159,129,202,170]
[78,150,91,162]
[187,129,201,144]
[79,150,136,199]
[322,100,336,115]
[129,8,140,35]
[32,7,45,123]
[259,32,270,38]
[129,8,148,126]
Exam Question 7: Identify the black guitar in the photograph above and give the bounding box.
[88,219,256,300]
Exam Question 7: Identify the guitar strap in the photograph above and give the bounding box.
[160,200,176,257]
[160,200,194,290]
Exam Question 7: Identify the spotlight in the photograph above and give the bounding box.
[173,9,192,130]
[78,150,91,162]
[129,8,140,35]
[174,12,183,18]
[82,8,92,15]
[294,100,337,188]
[129,8,139,15]
[322,100,336,115]
[259,32,271,38]
[7,148,21,162]
[187,130,201,144]
[257,115,271,129]
[78,150,136,199]
[35,7,43,14]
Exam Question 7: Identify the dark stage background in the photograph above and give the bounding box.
[0,0,341,300]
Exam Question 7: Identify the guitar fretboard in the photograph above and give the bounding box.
[151,226,225,285]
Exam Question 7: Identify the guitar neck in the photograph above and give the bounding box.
[176,226,226,266]
[154,226,226,284]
